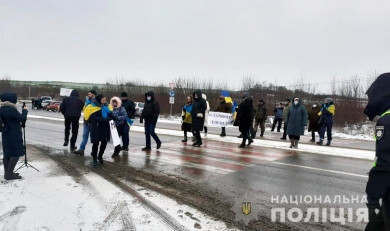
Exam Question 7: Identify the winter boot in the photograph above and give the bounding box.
[220,132,226,137]
[122,147,129,151]
[247,137,254,146]
[111,152,119,158]
[63,141,69,147]
[280,136,287,140]
[98,155,104,164]
[239,143,246,148]
[73,150,84,155]
[260,131,264,137]
[310,132,315,142]
[70,146,77,151]
[91,153,98,166]
[237,134,243,138]
[182,136,188,142]
[5,157,22,180]
[289,139,295,148]
[157,142,162,150]
[2,158,19,179]
[142,147,151,151]
[326,140,331,146]
[317,139,324,146]
[294,140,299,149]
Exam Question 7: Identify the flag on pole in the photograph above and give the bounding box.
[220,90,233,104]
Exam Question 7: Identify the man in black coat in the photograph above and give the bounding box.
[234,92,254,148]
[60,90,84,150]
[140,91,161,151]
[364,73,390,230]
[121,92,136,151]
[191,90,207,147]
[0,93,28,180]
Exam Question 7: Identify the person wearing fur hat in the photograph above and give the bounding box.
[364,73,390,230]
[88,94,113,166]
[110,97,128,158]
[317,98,335,146]
[0,92,28,180]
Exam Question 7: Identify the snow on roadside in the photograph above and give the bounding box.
[0,152,237,231]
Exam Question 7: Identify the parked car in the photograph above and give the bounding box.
[45,101,62,112]
[40,96,53,108]
[135,102,144,117]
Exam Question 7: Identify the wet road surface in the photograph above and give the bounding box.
[13,111,374,230]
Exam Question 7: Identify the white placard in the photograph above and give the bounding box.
[109,120,122,146]
[169,82,175,90]
[60,88,73,97]
[207,112,234,127]
[169,97,175,104]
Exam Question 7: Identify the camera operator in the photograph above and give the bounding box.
[0,93,28,180]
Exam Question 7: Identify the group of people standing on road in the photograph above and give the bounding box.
[58,89,165,166]
[180,90,336,149]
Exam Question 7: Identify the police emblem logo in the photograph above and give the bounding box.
[376,126,384,140]
[242,202,251,215]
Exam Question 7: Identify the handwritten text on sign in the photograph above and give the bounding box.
[207,112,234,127]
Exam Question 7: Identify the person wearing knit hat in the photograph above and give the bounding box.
[253,99,268,138]
[73,89,98,155]
[317,97,335,146]
[120,91,135,151]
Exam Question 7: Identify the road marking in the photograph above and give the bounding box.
[272,161,368,178]
[28,114,375,160]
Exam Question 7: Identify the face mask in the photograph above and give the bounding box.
[294,101,299,105]
[147,96,152,101]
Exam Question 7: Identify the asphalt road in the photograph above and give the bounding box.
[9,109,375,230]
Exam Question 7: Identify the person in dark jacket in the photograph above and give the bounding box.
[191,90,207,147]
[281,99,291,140]
[317,98,336,146]
[59,90,84,150]
[308,103,321,142]
[286,97,308,149]
[253,99,268,137]
[234,92,254,148]
[0,93,28,180]
[140,91,161,151]
[363,73,390,231]
[73,90,97,155]
[216,96,232,137]
[271,103,284,132]
[121,92,136,151]
[89,94,112,166]
[110,97,128,158]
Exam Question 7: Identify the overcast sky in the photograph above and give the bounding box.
[1,0,389,90]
